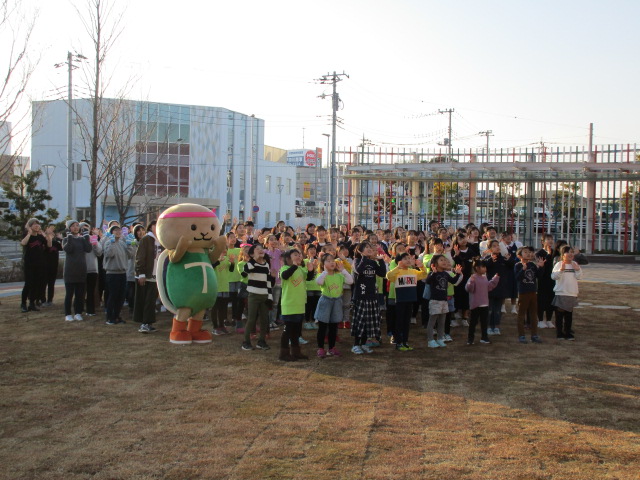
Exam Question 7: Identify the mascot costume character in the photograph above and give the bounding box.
[156,203,226,344]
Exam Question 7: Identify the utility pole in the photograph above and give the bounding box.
[478,130,493,162]
[55,52,86,220]
[438,108,454,159]
[317,71,349,227]
[359,134,372,227]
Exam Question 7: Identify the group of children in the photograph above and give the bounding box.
[210,220,584,360]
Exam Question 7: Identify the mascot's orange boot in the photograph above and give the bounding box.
[170,318,193,345]
[187,318,212,344]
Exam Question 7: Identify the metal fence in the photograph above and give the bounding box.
[333,144,640,253]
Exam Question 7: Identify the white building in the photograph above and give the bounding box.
[30,99,296,228]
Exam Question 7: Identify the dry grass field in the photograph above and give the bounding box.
[1,282,639,480]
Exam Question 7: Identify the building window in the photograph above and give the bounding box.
[265,211,270,224]
[265,175,271,193]
[276,177,281,192]
[286,213,290,221]
[286,178,291,195]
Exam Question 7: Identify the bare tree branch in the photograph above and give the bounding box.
[0,0,39,177]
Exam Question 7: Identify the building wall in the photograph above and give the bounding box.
[30,99,296,228]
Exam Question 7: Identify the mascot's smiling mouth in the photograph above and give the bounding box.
[194,234,212,241]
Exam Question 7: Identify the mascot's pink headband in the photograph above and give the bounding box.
[159,210,217,219]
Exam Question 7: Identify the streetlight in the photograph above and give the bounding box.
[42,164,56,209]
[277,184,284,222]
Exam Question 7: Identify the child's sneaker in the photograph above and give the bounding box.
[427,339,440,348]
[479,339,491,345]
[493,327,501,335]
[241,341,253,350]
[402,343,414,351]
[466,340,474,346]
[531,335,543,344]
[450,319,460,327]
[389,335,396,345]
[396,344,410,352]
[327,347,341,357]
[501,305,507,314]
[365,340,381,348]
[256,340,270,350]
[298,337,309,345]
[219,326,230,334]
[65,315,74,322]
[361,345,374,354]
[510,305,518,314]
[410,317,417,324]
[317,348,327,358]
[212,328,224,336]
[351,345,364,355]
[519,335,528,344]
[436,339,447,347]
[461,319,469,327]
[444,334,453,342]
[487,328,495,335]
[565,333,575,341]
[537,321,547,329]
[545,321,555,329]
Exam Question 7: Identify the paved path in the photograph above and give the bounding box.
[579,263,640,286]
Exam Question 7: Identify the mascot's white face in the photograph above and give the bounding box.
[156,203,221,250]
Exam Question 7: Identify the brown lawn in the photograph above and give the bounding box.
[0,282,638,479]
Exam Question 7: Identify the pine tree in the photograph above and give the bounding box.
[1,170,59,240]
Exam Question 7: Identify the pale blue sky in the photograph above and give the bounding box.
[12,0,640,156]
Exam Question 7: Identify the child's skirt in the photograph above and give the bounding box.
[351,298,381,339]
[315,295,343,323]
[552,295,578,312]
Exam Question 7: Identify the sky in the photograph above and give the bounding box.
[6,0,640,163]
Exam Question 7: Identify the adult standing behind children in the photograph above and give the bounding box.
[81,222,102,317]
[62,220,92,321]
[103,225,134,325]
[134,221,163,333]
[42,225,62,307]
[20,218,50,312]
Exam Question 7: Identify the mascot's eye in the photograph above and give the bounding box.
[191,224,197,231]
[211,224,215,231]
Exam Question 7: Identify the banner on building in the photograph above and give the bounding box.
[287,149,317,167]
[303,182,311,199]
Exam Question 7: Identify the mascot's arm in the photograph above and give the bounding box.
[169,235,191,263]
[208,236,227,263]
